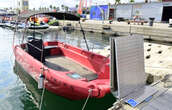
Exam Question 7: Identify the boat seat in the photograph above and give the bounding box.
[26,38,45,62]
[44,46,59,57]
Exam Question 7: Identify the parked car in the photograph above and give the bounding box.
[117,17,125,22]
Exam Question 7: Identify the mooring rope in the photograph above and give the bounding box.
[39,34,46,110]
[39,68,46,110]
[81,89,92,110]
[112,99,124,110]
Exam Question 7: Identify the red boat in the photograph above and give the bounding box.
[13,12,110,100]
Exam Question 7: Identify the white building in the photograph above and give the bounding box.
[18,0,29,11]
[110,2,172,22]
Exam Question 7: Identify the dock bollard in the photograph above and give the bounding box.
[149,17,155,26]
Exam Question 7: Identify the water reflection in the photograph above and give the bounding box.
[14,57,115,110]
[0,28,38,110]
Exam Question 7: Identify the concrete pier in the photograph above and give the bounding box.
[93,41,172,84]
[59,20,172,42]
[104,41,172,110]
[108,81,172,110]
[92,40,172,110]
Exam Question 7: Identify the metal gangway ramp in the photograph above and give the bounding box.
[110,36,172,110]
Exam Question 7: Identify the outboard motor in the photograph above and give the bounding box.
[26,36,45,62]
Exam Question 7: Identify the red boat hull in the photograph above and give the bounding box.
[14,41,110,100]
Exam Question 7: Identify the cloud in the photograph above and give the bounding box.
[0,0,14,8]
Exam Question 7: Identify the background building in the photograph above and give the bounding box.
[113,2,172,22]
[18,0,29,11]
[90,1,172,22]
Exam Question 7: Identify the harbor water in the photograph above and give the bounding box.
[0,27,115,110]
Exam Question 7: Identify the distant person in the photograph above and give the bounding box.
[40,21,44,25]
[133,15,139,21]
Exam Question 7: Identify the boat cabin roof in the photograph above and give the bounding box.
[27,12,80,21]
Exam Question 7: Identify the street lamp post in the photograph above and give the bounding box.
[96,3,104,24]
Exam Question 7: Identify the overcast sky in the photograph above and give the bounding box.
[0,0,155,9]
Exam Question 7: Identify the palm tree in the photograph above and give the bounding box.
[39,7,41,11]
[64,6,69,12]
[145,0,148,3]
[61,5,64,10]
[56,7,60,11]
[114,0,120,20]
[49,5,52,10]
[75,4,79,9]
[53,6,56,10]
[115,0,120,5]
[130,0,134,2]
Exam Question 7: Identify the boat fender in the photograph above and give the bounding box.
[38,74,44,89]
[97,86,106,98]
[88,89,93,94]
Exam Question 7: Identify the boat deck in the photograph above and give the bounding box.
[45,56,97,81]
